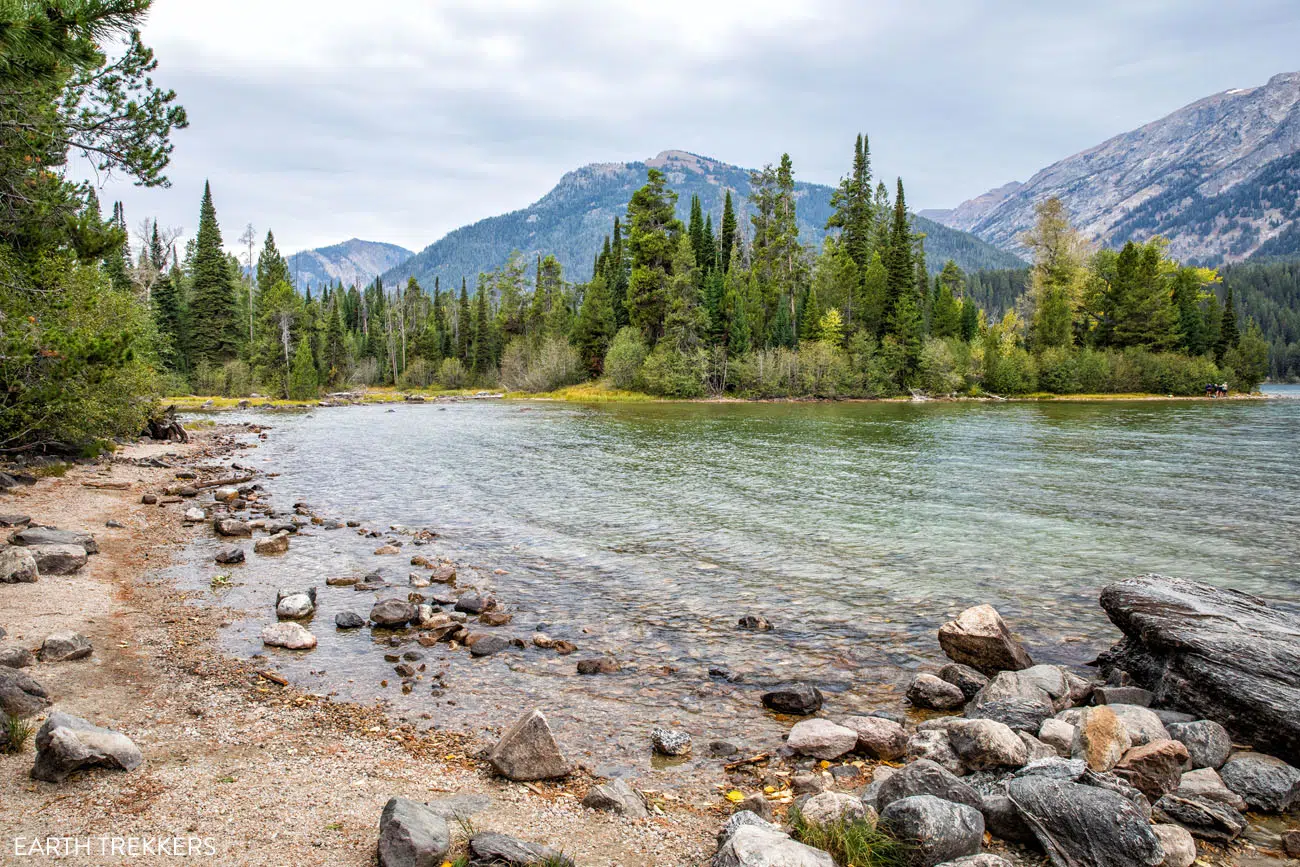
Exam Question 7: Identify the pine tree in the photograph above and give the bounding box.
[102,201,133,293]
[1112,241,1176,350]
[323,300,346,386]
[257,230,292,293]
[960,298,981,342]
[799,284,822,342]
[827,133,874,271]
[607,217,629,329]
[456,280,470,363]
[883,178,914,331]
[719,191,736,274]
[572,274,616,374]
[471,288,492,375]
[662,235,707,352]
[930,282,961,339]
[702,215,716,272]
[1216,286,1240,361]
[187,181,238,367]
[288,334,317,399]
[152,262,184,369]
[1172,268,1209,356]
[625,168,682,343]
[688,195,705,267]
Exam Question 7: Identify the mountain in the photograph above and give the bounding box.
[925,71,1300,266]
[383,150,1024,291]
[285,239,413,292]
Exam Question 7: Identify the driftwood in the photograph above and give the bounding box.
[258,670,288,686]
[723,753,772,771]
[144,405,189,443]
[162,474,254,496]
[81,480,130,490]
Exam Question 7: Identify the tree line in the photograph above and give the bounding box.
[0,1,1275,453]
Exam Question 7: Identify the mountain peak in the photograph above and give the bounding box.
[926,69,1300,264]
[645,149,726,173]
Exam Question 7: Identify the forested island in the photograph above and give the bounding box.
[0,2,1276,455]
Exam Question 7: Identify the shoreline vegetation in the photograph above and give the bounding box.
[0,0,1276,456]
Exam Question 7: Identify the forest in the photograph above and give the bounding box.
[0,1,1276,454]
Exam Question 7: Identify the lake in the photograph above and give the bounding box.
[174,391,1300,779]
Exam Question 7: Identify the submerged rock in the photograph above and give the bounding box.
[760,683,823,715]
[938,604,1033,676]
[370,598,416,627]
[1097,574,1300,764]
[260,622,316,650]
[31,711,144,783]
[488,709,570,781]
[651,727,692,757]
[214,546,245,565]
[254,531,290,555]
[335,612,365,629]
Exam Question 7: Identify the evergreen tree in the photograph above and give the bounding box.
[186,181,238,366]
[102,201,133,293]
[688,195,705,267]
[288,334,317,399]
[889,283,924,382]
[719,191,736,274]
[799,283,822,342]
[858,252,888,338]
[959,297,981,342]
[702,215,716,272]
[662,235,707,352]
[471,288,492,375]
[1112,241,1176,350]
[152,262,184,369]
[883,178,914,331]
[931,282,961,339]
[608,216,629,328]
[827,133,874,271]
[1172,268,1209,355]
[572,274,616,374]
[323,300,346,386]
[456,280,471,362]
[1216,286,1240,361]
[625,168,682,343]
[257,230,292,294]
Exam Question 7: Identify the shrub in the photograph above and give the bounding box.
[788,806,909,867]
[499,336,584,393]
[918,338,966,395]
[348,357,381,387]
[639,344,707,397]
[798,340,854,397]
[437,358,467,389]
[603,327,648,390]
[1074,348,1111,393]
[987,345,1037,394]
[731,348,799,397]
[399,357,436,389]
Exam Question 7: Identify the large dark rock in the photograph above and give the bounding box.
[1151,794,1246,844]
[1007,776,1163,867]
[966,671,1056,733]
[875,758,983,812]
[879,795,984,867]
[488,709,571,781]
[1218,752,1300,812]
[0,667,50,717]
[11,526,97,554]
[377,797,450,867]
[1165,720,1231,770]
[760,683,823,715]
[1096,575,1300,764]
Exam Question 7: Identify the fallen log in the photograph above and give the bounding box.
[81,480,130,490]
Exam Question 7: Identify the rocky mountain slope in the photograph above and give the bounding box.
[285,239,413,292]
[383,150,1024,291]
[924,71,1300,265]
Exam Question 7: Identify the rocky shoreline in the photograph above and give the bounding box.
[1,422,1298,866]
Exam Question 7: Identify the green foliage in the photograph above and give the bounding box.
[288,334,317,399]
[1224,319,1269,392]
[625,168,682,342]
[602,326,648,390]
[437,357,467,388]
[788,807,910,867]
[638,343,707,397]
[571,274,616,375]
[499,335,583,393]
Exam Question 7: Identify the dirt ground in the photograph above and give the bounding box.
[0,431,716,866]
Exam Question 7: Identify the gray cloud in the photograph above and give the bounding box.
[92,0,1300,259]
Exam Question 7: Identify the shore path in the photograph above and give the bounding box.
[0,431,713,866]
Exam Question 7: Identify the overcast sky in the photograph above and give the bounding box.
[91,0,1300,258]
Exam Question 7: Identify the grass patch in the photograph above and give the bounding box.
[210,573,231,589]
[2,715,36,754]
[215,774,236,783]
[506,381,659,402]
[788,807,910,867]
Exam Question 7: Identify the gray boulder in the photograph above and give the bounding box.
[0,667,50,717]
[468,833,573,866]
[876,758,983,812]
[1097,574,1300,764]
[761,683,823,715]
[488,709,570,781]
[1151,824,1195,867]
[260,622,316,650]
[38,631,91,662]
[582,778,647,818]
[0,644,34,668]
[1165,720,1230,770]
[938,663,989,700]
[27,544,87,575]
[1174,767,1246,810]
[0,546,39,583]
[713,823,833,867]
[1151,793,1246,843]
[947,718,1028,770]
[1106,704,1169,747]
[880,795,984,867]
[1018,731,1060,763]
[31,711,144,783]
[938,604,1033,675]
[1007,776,1163,867]
[934,857,1014,867]
[371,598,416,627]
[12,527,97,553]
[1218,752,1300,812]
[651,727,693,757]
[908,673,967,710]
[377,797,450,867]
[1038,719,1076,757]
[275,588,316,619]
[213,518,251,537]
[787,718,858,760]
[841,715,908,760]
[468,634,510,657]
[799,791,873,827]
[214,546,245,565]
[1093,686,1153,707]
[906,729,966,776]
[716,811,780,848]
[980,792,1035,844]
[965,670,1056,733]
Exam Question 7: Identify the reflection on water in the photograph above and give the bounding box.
[170,397,1300,779]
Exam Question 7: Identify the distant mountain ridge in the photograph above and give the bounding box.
[285,238,413,292]
[923,71,1300,265]
[382,150,1024,291]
